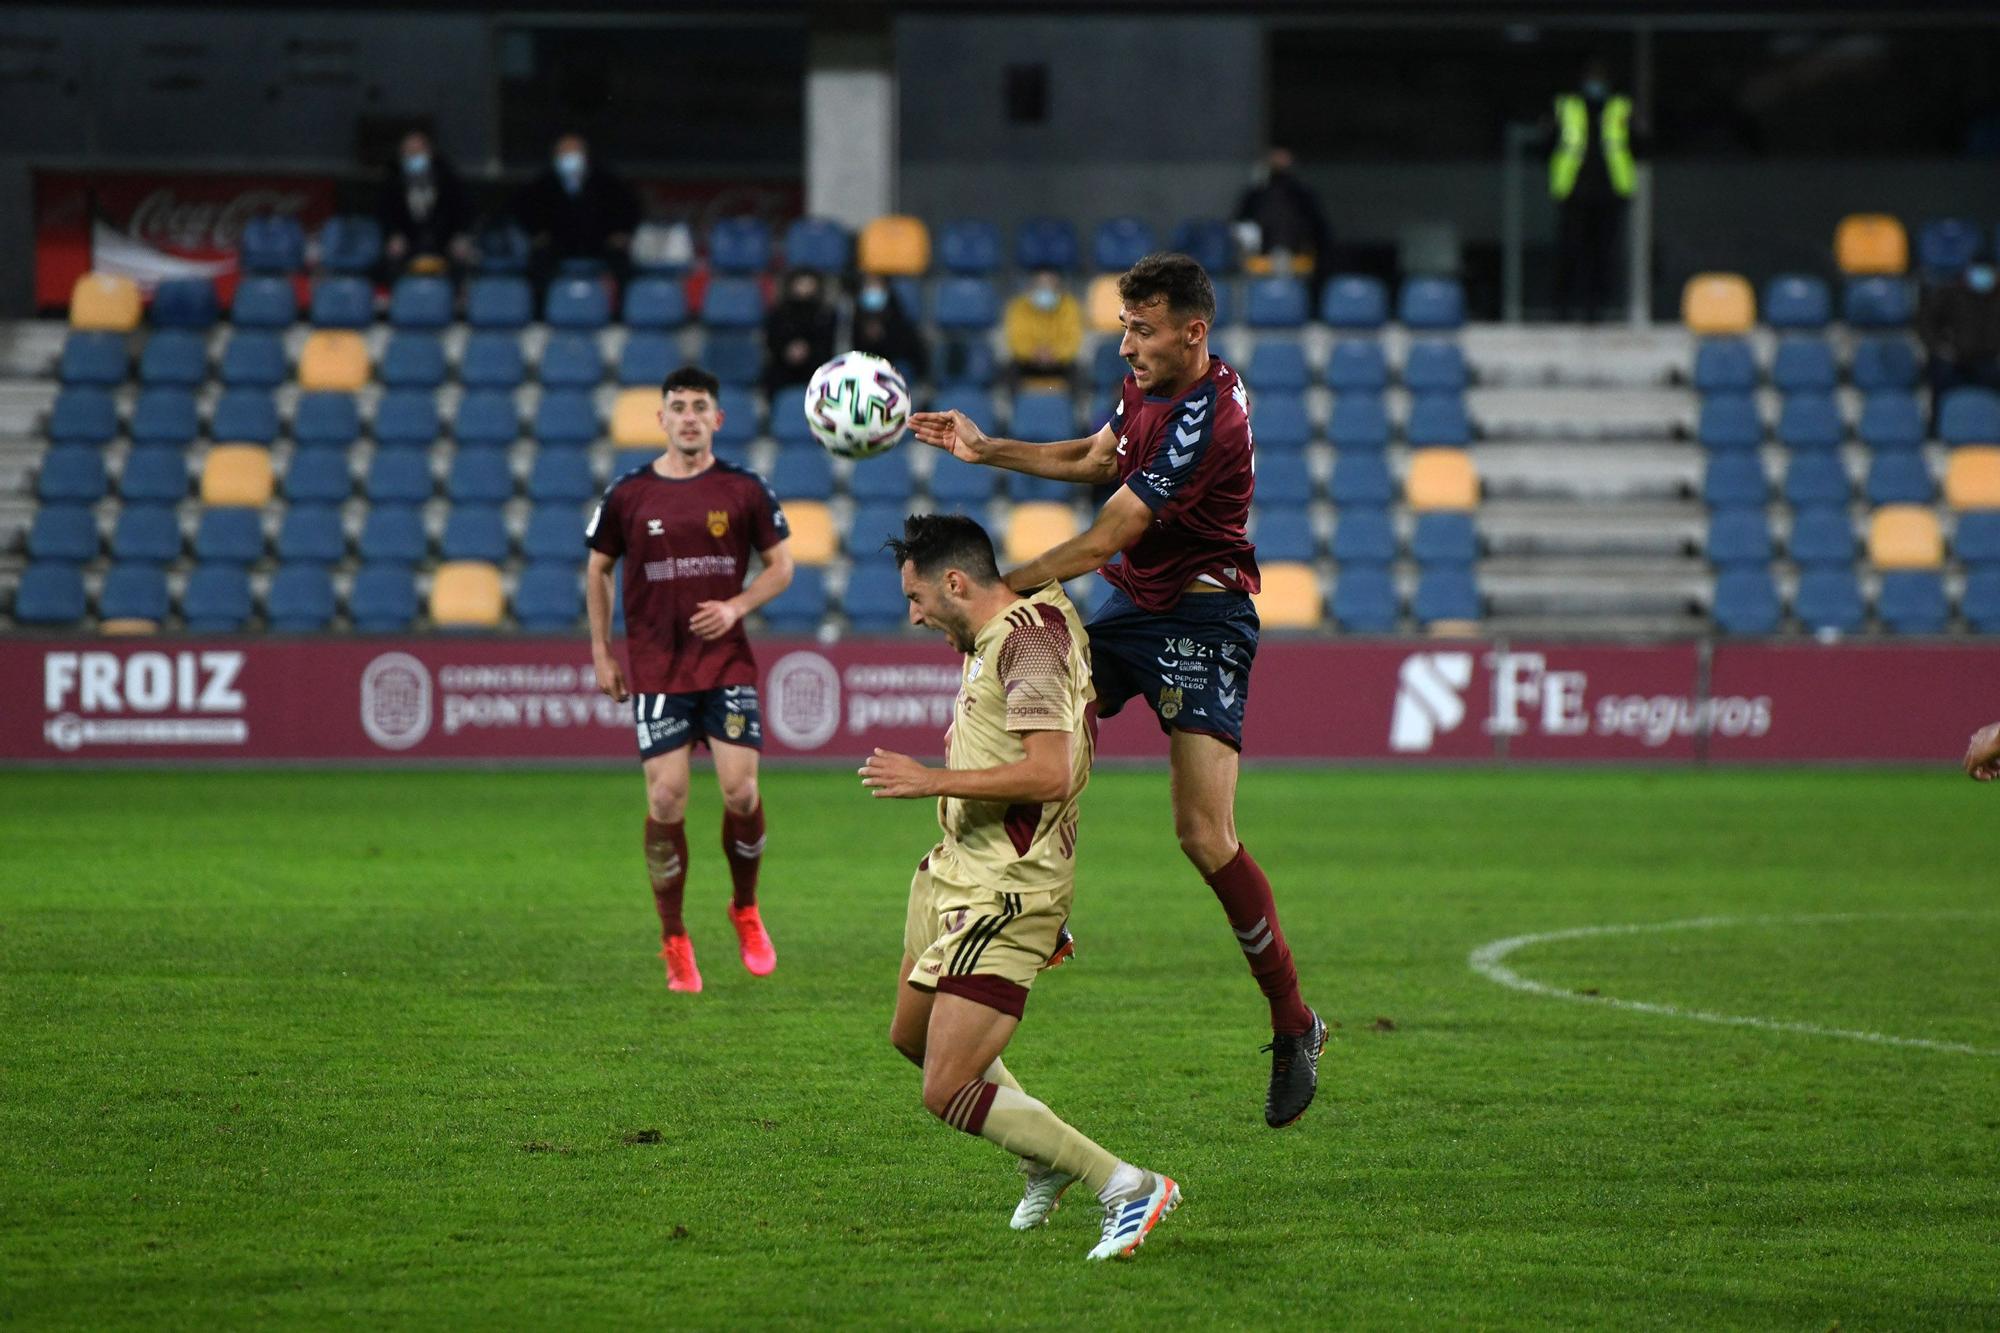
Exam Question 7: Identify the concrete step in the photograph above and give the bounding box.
[1479,499,1705,559]
[1469,386,1694,441]
[1475,442,1703,502]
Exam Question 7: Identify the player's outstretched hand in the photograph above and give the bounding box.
[690,599,743,640]
[1964,720,2000,781]
[594,654,629,704]
[860,748,936,799]
[908,409,989,464]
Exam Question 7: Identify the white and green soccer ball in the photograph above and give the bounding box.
[805,351,909,459]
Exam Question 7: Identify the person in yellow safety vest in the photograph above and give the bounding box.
[1545,58,1645,323]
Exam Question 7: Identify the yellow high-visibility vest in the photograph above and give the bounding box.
[1550,94,1635,200]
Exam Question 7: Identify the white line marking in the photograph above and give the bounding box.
[1468,912,2000,1058]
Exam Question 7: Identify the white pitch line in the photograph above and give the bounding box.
[1468,912,2000,1058]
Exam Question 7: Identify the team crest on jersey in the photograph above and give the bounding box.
[1158,686,1184,720]
[647,518,664,536]
[707,510,730,538]
[724,712,745,740]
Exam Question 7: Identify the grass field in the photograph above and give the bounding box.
[3,766,1997,1330]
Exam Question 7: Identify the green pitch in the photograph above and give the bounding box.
[3,767,1996,1330]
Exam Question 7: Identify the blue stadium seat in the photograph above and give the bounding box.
[1252,392,1313,450]
[99,563,169,622]
[293,392,360,451]
[1693,338,1757,394]
[194,508,264,565]
[623,277,689,329]
[138,330,207,387]
[929,455,993,504]
[1210,280,1238,328]
[1016,218,1079,272]
[1254,506,1316,561]
[1877,571,1949,635]
[1783,454,1849,507]
[1329,394,1391,451]
[1916,217,1981,277]
[1770,338,1838,393]
[1793,569,1865,634]
[1705,509,1773,568]
[1850,337,1919,392]
[131,388,198,448]
[847,503,909,556]
[770,444,835,501]
[448,447,515,503]
[1247,340,1310,391]
[266,564,336,632]
[1842,276,1912,328]
[283,452,351,505]
[1953,511,2000,567]
[1006,472,1071,503]
[934,277,999,331]
[119,449,189,503]
[1939,388,2000,446]
[220,331,287,388]
[714,386,760,449]
[1857,392,1924,451]
[48,388,118,447]
[460,331,524,389]
[388,275,452,329]
[931,386,999,431]
[1788,507,1856,568]
[1406,392,1472,447]
[1762,274,1832,330]
[1321,275,1388,329]
[1711,569,1781,635]
[938,220,1002,275]
[703,277,765,329]
[151,278,219,330]
[1011,391,1075,442]
[704,330,763,387]
[611,448,660,479]
[538,276,607,330]
[526,450,595,504]
[231,276,297,329]
[239,215,305,273]
[466,276,533,329]
[1332,507,1396,566]
[938,335,997,388]
[309,276,373,329]
[59,331,129,386]
[441,504,509,562]
[13,562,88,626]
[540,332,603,388]
[785,217,851,272]
[1414,567,1480,623]
[316,215,381,275]
[1865,453,1936,505]
[1091,341,1131,394]
[842,563,908,628]
[769,387,814,447]
[1245,277,1308,328]
[349,564,419,632]
[277,505,345,564]
[522,504,584,562]
[1332,567,1398,632]
[532,391,598,449]
[1330,452,1395,506]
[1404,341,1469,392]
[1170,218,1235,275]
[1092,217,1155,271]
[475,223,530,275]
[182,564,253,632]
[515,563,582,632]
[1412,511,1479,567]
[210,389,279,445]
[366,452,433,506]
[1255,451,1314,504]
[848,452,916,504]
[1398,277,1464,330]
[112,505,181,564]
[373,389,441,449]
[1698,394,1763,451]
[618,330,677,386]
[1703,454,1768,508]
[28,506,98,563]
[1776,393,1843,452]
[708,217,772,274]
[1961,569,2000,633]
[762,565,829,632]
[1326,341,1389,393]
[454,392,519,449]
[359,506,428,565]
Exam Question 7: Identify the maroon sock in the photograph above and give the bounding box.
[1203,844,1313,1034]
[722,803,765,910]
[644,817,689,938]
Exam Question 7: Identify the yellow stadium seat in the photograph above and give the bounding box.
[784,500,837,565]
[200,445,275,507]
[1405,448,1479,512]
[70,273,142,331]
[298,331,370,391]
[1681,273,1755,335]
[612,388,669,446]
[431,561,505,628]
[1868,505,1944,570]
[1086,275,1124,333]
[857,216,931,276]
[1945,447,2000,509]
[1835,214,1908,275]
[100,618,159,636]
[1004,502,1081,566]
[1251,561,1323,628]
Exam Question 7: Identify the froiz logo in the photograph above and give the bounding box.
[1389,652,1474,752]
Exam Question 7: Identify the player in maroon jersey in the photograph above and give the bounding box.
[586,365,794,993]
[910,253,1325,1128]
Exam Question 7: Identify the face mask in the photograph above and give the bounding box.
[1582,79,1608,99]
[402,153,429,177]
[1031,287,1060,312]
[1969,266,1997,294]
[555,152,586,189]
[859,287,888,313]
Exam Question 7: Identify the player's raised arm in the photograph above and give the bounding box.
[909,409,1119,485]
[1965,721,2000,781]
[1002,486,1153,593]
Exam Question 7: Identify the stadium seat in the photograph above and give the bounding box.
[1705,509,1773,568]
[858,216,931,276]
[849,453,916,504]
[524,451,594,507]
[277,505,345,565]
[1783,454,1849,507]
[844,504,907,559]
[70,273,142,332]
[138,329,207,387]
[466,276,533,329]
[13,562,89,627]
[707,217,772,274]
[1682,273,1755,334]
[1711,568,1781,635]
[1329,393,1391,451]
[48,388,118,447]
[1842,276,1913,327]
[58,331,129,387]
[766,387,813,447]
[29,506,98,563]
[784,500,838,565]
[1787,507,1857,568]
[514,563,582,632]
[1004,503,1080,565]
[929,455,993,504]
[220,331,287,388]
[934,277,999,331]
[1332,507,1396,566]
[523,392,593,452]
[1321,275,1388,329]
[842,562,908,628]
[1961,569,2000,633]
[366,451,434,506]
[194,507,264,565]
[623,277,689,329]
[1245,277,1309,328]
[120,449,189,503]
[1857,393,1923,452]
[704,330,764,386]
[612,389,668,447]
[1771,338,1838,393]
[131,388,198,448]
[1247,340,1310,391]
[298,330,369,392]
[713,386,760,450]
[1092,217,1155,272]
[1084,275,1123,333]
[611,446,661,479]
[1405,448,1478,510]
[460,331,525,389]
[1255,450,1313,503]
[618,330,676,386]
[1868,505,1944,569]
[1703,454,1769,508]
[1411,511,1479,566]
[523,504,586,562]
[1398,277,1464,330]
[150,278,219,330]
[200,445,274,507]
[99,563,169,624]
[1692,338,1757,394]
[181,564,253,632]
[112,505,181,564]
[210,388,279,445]
[1252,392,1313,450]
[1939,388,2000,446]
[1331,452,1395,506]
[539,332,603,389]
[1006,471,1071,503]
[265,564,336,632]
[283,452,351,505]
[1877,571,1949,634]
[240,215,305,273]
[373,389,441,449]
[1777,393,1843,452]
[1413,567,1480,624]
[1404,341,1469,393]
[541,276,609,329]
[1253,506,1316,561]
[767,444,832,502]
[1406,393,1472,447]
[784,217,850,272]
[1946,447,2000,510]
[447,447,515,504]
[1762,274,1832,330]
[350,564,419,632]
[762,565,829,632]
[702,277,765,330]
[1171,218,1235,275]
[440,505,509,563]
[359,505,428,566]
[1015,218,1079,272]
[1865,453,1936,506]
[1916,217,1982,277]
[309,276,372,328]
[1835,213,1908,275]
[1006,392,1071,445]
[291,393,359,451]
[1331,566,1398,632]
[1850,336,1919,392]
[937,220,1002,275]
[1697,393,1763,451]
[1089,340,1131,394]
[231,275,298,329]
[388,275,453,329]
[1252,562,1322,628]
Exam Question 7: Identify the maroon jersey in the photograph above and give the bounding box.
[585,460,789,694]
[1101,358,1261,613]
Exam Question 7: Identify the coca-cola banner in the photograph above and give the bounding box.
[1,637,1991,765]
[34,170,338,308]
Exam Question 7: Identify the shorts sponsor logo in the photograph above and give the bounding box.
[360,652,433,751]
[42,650,248,751]
[765,651,841,750]
[724,711,746,741]
[1158,686,1184,720]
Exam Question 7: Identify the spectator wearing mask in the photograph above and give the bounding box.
[1002,269,1084,390]
[1232,148,1330,285]
[763,268,836,395]
[1544,58,1647,323]
[378,130,474,279]
[514,132,642,292]
[1918,261,2000,423]
[851,275,928,385]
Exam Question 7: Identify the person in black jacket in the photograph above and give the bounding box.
[377,130,474,280]
[763,268,837,395]
[851,274,929,385]
[1918,262,2000,424]
[514,132,642,293]
[1232,148,1330,288]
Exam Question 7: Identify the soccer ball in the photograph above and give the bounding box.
[804,352,909,459]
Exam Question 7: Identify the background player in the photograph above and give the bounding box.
[909,253,1325,1128]
[861,514,1180,1261]
[587,364,793,993]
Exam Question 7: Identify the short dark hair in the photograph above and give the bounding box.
[662,365,721,401]
[1117,252,1215,325]
[884,513,1001,584]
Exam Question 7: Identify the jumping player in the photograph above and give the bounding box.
[862,514,1180,1260]
[909,253,1326,1128]
[587,364,792,993]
